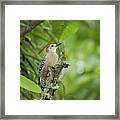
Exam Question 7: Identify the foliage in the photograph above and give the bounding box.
[20,20,100,100]
[20,75,40,93]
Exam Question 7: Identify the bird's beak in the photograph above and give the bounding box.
[56,43,62,47]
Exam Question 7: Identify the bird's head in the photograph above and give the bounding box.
[45,43,62,53]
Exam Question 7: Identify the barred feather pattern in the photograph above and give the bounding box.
[39,54,47,75]
[38,54,47,90]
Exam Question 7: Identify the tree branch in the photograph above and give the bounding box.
[20,20,44,38]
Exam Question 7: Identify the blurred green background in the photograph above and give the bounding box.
[20,20,100,100]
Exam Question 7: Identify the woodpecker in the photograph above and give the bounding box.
[38,43,62,92]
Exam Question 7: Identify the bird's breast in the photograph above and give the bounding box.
[45,52,58,67]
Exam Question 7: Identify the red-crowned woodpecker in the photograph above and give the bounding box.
[38,43,62,92]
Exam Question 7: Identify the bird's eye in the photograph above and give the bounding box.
[51,45,54,47]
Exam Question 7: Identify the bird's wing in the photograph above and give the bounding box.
[38,54,47,85]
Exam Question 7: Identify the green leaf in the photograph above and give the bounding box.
[20,21,27,27]
[49,20,67,40]
[25,35,32,41]
[20,75,41,93]
[60,21,80,41]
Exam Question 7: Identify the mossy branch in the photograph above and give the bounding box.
[40,52,69,100]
